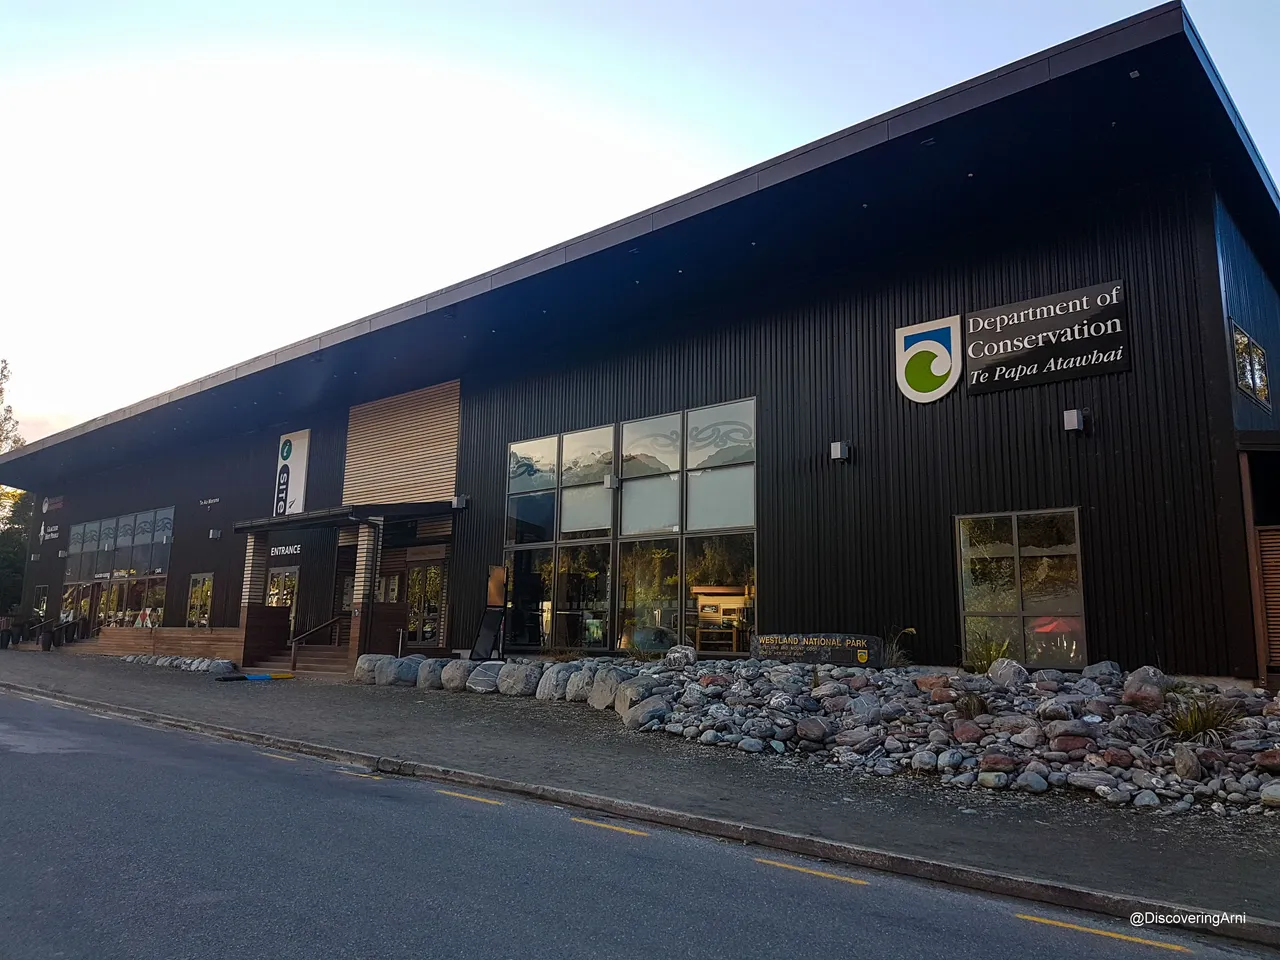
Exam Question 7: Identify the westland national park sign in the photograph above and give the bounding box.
[754,633,884,668]
[964,281,1129,394]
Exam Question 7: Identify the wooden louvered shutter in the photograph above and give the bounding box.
[343,381,460,505]
[1260,528,1280,670]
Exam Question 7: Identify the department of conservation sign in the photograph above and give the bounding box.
[753,633,884,668]
[965,281,1129,394]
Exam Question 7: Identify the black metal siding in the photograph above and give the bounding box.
[1217,197,1280,434]
[452,172,1252,675]
[18,409,347,630]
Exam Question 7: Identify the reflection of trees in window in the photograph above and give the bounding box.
[685,535,755,588]
[1234,324,1271,407]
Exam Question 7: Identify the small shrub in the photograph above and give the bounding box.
[955,691,990,720]
[544,646,581,663]
[1156,693,1242,747]
[964,630,1010,674]
[810,663,821,690]
[883,626,915,669]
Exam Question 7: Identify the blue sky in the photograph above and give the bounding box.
[2,1,1277,440]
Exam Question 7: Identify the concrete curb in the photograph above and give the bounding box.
[3,678,1277,949]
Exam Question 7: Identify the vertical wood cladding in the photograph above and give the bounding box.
[342,381,460,504]
[22,408,347,630]
[1217,197,1280,434]
[453,174,1250,675]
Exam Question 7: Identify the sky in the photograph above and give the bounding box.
[1,0,1278,443]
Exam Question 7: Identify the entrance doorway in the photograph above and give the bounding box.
[267,566,300,633]
[404,561,445,647]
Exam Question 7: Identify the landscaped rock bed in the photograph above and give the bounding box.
[364,648,1280,816]
[120,654,237,675]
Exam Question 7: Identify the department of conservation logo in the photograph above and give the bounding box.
[895,316,962,403]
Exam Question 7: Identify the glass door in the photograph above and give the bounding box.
[405,561,444,645]
[266,566,300,632]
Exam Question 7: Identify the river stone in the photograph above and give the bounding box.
[376,657,421,686]
[953,720,984,744]
[979,751,1018,773]
[622,695,671,731]
[811,681,849,699]
[738,737,766,753]
[911,751,937,771]
[1132,790,1161,808]
[588,668,629,711]
[662,644,697,669]
[535,662,581,701]
[1254,748,1280,773]
[566,666,597,702]
[991,715,1037,733]
[614,675,660,713]
[977,772,1009,789]
[465,660,504,693]
[1067,771,1118,791]
[498,661,544,696]
[1260,783,1280,808]
[1173,743,1202,780]
[938,749,966,770]
[208,659,237,676]
[796,717,835,742]
[416,658,452,690]
[1082,660,1122,679]
[441,659,478,691]
[1010,727,1042,749]
[1014,771,1049,793]
[354,654,393,684]
[987,658,1029,687]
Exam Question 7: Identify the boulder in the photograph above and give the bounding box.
[911,751,937,771]
[1173,743,1202,781]
[987,657,1029,687]
[1102,747,1134,768]
[937,749,966,770]
[1125,665,1170,691]
[207,659,237,676]
[662,645,697,669]
[588,668,629,711]
[931,688,958,703]
[1254,748,1280,773]
[441,659,478,691]
[1049,735,1095,753]
[1010,727,1043,749]
[811,681,849,699]
[622,695,672,731]
[416,658,452,690]
[535,662,581,701]
[1132,790,1161,809]
[354,654,394,685]
[977,772,1009,789]
[1082,660,1122,679]
[465,660,504,693]
[1260,782,1280,808]
[1044,718,1098,739]
[1122,683,1164,713]
[991,715,1037,733]
[565,666,597,702]
[614,675,660,713]
[737,737,765,753]
[978,751,1018,773]
[376,657,422,686]
[497,662,544,696]
[953,719,985,744]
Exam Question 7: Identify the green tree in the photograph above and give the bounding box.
[0,360,26,614]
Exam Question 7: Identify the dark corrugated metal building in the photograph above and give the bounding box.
[2,2,1278,685]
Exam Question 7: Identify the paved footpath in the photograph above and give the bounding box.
[3,650,1277,927]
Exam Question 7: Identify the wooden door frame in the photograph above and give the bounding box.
[1240,452,1270,685]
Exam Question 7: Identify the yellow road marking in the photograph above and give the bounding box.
[339,770,383,780]
[571,817,649,836]
[257,752,297,762]
[436,789,503,806]
[755,858,870,885]
[1015,915,1190,952]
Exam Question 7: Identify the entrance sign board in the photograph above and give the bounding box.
[753,633,884,667]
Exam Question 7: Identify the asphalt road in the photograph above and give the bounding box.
[0,691,1268,960]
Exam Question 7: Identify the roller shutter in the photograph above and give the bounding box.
[1261,528,1280,669]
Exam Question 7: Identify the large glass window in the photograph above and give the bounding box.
[554,543,611,648]
[97,518,116,578]
[187,574,213,628]
[33,585,48,619]
[114,514,136,578]
[957,510,1085,669]
[151,508,174,573]
[132,510,155,574]
[503,399,756,653]
[1234,324,1271,408]
[505,548,553,648]
[684,533,756,653]
[140,578,166,628]
[618,538,680,651]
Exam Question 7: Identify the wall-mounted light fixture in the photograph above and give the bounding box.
[830,441,852,463]
[603,474,621,489]
[208,529,222,540]
[57,550,68,558]
[1063,409,1089,433]
[451,495,471,510]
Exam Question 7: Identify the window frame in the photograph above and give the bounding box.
[504,397,758,654]
[186,572,214,629]
[1233,322,1272,409]
[954,507,1086,668]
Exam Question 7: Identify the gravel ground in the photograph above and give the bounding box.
[4,649,1277,921]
